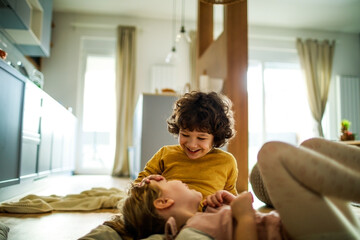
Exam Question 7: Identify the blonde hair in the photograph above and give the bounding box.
[104,183,167,239]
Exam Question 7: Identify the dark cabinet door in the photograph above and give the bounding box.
[0,64,25,187]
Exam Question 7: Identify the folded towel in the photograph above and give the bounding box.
[0,188,127,214]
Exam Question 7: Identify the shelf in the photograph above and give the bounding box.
[0,0,53,57]
[5,0,43,45]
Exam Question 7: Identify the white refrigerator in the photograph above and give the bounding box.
[130,93,179,179]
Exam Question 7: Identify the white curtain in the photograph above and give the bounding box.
[112,26,136,176]
[296,38,335,137]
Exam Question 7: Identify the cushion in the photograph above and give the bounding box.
[249,163,273,207]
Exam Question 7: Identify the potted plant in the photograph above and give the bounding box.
[340,119,355,141]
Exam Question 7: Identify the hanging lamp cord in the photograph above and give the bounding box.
[172,0,177,49]
[181,0,185,32]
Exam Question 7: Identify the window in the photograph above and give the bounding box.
[248,61,314,170]
[77,37,116,174]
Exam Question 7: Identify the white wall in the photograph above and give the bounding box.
[42,12,197,116]
[42,12,360,139]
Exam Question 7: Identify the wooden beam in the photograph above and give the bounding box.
[196,1,213,58]
[224,0,248,193]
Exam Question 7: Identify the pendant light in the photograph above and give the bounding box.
[165,0,177,64]
[176,0,191,43]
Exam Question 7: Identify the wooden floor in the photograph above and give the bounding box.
[0,175,132,240]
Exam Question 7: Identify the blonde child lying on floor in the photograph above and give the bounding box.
[105,138,360,240]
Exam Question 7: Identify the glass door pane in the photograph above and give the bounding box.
[79,55,116,174]
[264,63,313,144]
[247,61,264,171]
[248,62,314,172]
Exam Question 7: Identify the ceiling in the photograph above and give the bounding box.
[53,0,360,34]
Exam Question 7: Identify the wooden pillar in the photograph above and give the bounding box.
[196,1,213,58]
[196,0,248,193]
[224,1,248,193]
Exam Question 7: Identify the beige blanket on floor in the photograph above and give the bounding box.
[0,188,127,213]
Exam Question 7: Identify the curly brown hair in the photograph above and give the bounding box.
[167,91,235,148]
[104,183,166,240]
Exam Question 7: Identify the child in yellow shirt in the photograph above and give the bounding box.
[135,91,238,203]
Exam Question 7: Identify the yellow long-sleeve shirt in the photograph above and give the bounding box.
[135,145,238,199]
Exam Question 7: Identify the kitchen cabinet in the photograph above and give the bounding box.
[20,79,42,179]
[0,61,77,189]
[0,0,31,29]
[37,90,77,175]
[48,99,77,172]
[23,80,77,176]
[0,0,54,57]
[16,0,53,57]
[130,93,178,179]
[37,92,54,175]
[0,60,26,188]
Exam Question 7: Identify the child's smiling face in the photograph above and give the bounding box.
[178,129,214,159]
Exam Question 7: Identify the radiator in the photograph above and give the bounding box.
[336,75,360,138]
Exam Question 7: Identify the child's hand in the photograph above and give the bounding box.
[231,192,257,240]
[139,175,164,186]
[204,190,236,208]
[230,192,255,220]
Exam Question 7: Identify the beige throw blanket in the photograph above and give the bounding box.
[0,188,127,213]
